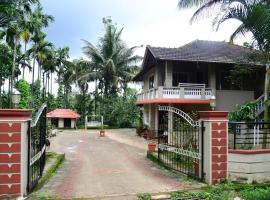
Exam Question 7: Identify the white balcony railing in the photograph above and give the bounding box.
[137,83,214,101]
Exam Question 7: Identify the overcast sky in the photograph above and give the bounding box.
[40,0,244,58]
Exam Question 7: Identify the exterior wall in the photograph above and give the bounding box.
[0,109,32,198]
[199,111,229,184]
[143,68,156,91]
[228,150,270,183]
[216,90,254,111]
[0,123,22,198]
[71,119,75,128]
[58,119,64,128]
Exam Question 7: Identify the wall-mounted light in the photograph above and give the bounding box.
[12,88,21,108]
[210,95,216,110]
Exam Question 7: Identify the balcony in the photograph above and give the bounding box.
[137,83,214,104]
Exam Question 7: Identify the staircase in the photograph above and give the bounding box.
[253,93,270,117]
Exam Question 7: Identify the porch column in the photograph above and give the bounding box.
[199,111,228,184]
[0,109,32,198]
[208,65,216,94]
[165,61,173,87]
[155,104,159,131]
[168,104,173,145]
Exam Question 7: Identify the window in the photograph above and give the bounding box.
[173,72,189,86]
[149,76,154,89]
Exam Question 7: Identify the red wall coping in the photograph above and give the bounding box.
[229,149,270,155]
[136,99,210,105]
[198,111,229,120]
[0,109,32,121]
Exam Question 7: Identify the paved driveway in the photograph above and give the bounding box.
[39,129,201,199]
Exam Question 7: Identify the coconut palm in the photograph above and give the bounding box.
[81,18,140,97]
[178,0,270,147]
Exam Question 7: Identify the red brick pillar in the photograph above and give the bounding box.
[199,111,229,184]
[0,109,32,199]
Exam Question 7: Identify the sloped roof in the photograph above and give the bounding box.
[148,40,256,63]
[133,40,260,81]
[46,109,80,119]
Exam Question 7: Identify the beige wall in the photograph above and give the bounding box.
[21,121,29,195]
[71,119,75,128]
[143,68,156,91]
[216,90,254,111]
[58,118,64,128]
[229,152,270,183]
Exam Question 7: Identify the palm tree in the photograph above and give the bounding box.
[29,4,54,86]
[81,18,140,97]
[178,0,270,147]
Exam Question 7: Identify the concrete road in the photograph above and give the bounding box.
[39,129,201,199]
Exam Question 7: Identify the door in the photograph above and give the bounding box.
[64,118,71,128]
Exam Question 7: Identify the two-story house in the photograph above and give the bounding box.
[133,40,264,131]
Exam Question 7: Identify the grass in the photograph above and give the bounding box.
[27,153,65,200]
[137,181,270,200]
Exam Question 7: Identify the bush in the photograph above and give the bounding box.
[239,187,270,200]
[229,101,257,122]
[17,79,30,109]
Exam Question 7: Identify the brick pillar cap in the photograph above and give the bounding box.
[198,111,228,120]
[0,109,32,121]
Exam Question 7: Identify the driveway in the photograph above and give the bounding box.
[39,129,202,199]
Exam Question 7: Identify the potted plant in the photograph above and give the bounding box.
[148,142,156,152]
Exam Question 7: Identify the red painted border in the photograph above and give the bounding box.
[199,111,228,120]
[136,98,210,105]
[229,149,270,154]
[0,109,32,120]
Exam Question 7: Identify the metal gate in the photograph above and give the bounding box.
[158,106,203,179]
[27,103,47,192]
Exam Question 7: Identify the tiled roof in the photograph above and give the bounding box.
[133,40,260,81]
[148,40,257,64]
[46,109,80,119]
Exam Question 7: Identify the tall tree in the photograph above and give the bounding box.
[178,0,270,147]
[81,18,140,97]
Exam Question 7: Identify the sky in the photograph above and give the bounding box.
[40,0,244,58]
[15,0,247,94]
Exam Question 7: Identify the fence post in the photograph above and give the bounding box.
[0,109,32,199]
[199,111,229,184]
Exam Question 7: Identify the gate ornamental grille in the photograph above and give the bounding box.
[158,106,203,179]
[27,103,47,192]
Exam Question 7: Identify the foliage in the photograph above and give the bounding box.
[103,88,140,128]
[239,186,270,200]
[80,17,140,97]
[229,101,257,121]
[17,79,30,108]
[31,80,43,113]
[74,93,92,126]
[137,193,151,200]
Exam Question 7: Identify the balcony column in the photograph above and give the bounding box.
[208,65,216,91]
[157,86,163,98]
[165,61,172,87]
[201,88,206,100]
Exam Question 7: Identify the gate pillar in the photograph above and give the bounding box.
[0,109,32,199]
[199,111,228,184]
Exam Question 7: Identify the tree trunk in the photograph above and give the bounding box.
[51,71,53,94]
[10,39,18,108]
[23,42,27,80]
[263,64,270,149]
[31,48,36,108]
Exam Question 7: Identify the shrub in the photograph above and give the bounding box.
[17,79,30,109]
